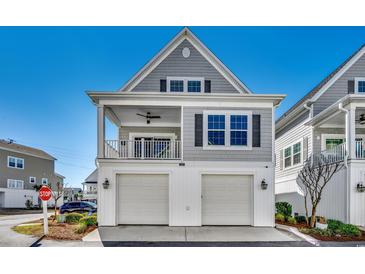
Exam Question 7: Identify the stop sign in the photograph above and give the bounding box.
[39,185,52,201]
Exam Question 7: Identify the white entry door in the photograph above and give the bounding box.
[202,174,252,225]
[118,174,169,225]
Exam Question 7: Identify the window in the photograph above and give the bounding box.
[8,156,24,169]
[230,115,248,146]
[283,141,302,169]
[170,80,184,92]
[207,115,225,145]
[167,77,204,92]
[188,80,201,92]
[355,78,365,93]
[359,81,365,93]
[29,177,36,184]
[325,138,344,150]
[7,179,24,189]
[42,178,48,185]
[203,111,252,150]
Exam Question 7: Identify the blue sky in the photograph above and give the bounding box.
[1,26,365,187]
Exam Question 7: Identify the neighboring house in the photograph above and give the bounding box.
[87,27,284,227]
[275,44,365,226]
[63,187,82,202]
[82,169,97,203]
[0,139,64,208]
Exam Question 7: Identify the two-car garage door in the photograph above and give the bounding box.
[117,173,252,225]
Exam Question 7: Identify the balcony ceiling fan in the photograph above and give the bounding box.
[356,113,365,125]
[136,112,161,124]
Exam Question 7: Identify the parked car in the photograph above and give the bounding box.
[59,201,97,214]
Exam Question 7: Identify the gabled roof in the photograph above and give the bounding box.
[119,27,252,94]
[84,169,97,184]
[276,43,365,128]
[0,139,56,160]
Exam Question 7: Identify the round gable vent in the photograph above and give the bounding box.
[182,47,190,58]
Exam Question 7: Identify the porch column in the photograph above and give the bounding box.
[97,104,105,158]
[346,106,356,159]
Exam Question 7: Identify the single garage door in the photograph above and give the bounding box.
[202,174,252,225]
[118,174,169,225]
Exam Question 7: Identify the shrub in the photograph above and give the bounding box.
[80,216,97,226]
[25,199,33,209]
[287,216,297,225]
[294,215,307,223]
[275,202,292,218]
[275,213,285,222]
[65,213,83,224]
[338,224,361,237]
[75,222,88,234]
[327,219,343,231]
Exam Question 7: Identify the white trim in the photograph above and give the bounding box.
[128,132,177,141]
[166,76,205,93]
[118,27,251,94]
[29,176,36,184]
[202,110,252,150]
[7,156,24,169]
[321,134,345,151]
[120,122,181,128]
[282,139,303,170]
[7,179,24,189]
[354,77,365,94]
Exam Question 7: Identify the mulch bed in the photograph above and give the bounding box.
[276,221,365,242]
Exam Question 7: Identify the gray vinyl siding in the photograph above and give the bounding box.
[183,107,272,162]
[313,53,365,116]
[132,39,243,94]
[276,110,310,139]
[275,116,312,179]
[119,126,181,140]
[0,148,56,190]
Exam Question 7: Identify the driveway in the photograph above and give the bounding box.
[99,226,310,247]
[0,213,44,247]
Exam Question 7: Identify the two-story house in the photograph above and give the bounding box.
[82,169,97,203]
[88,27,285,227]
[275,44,365,226]
[0,139,64,208]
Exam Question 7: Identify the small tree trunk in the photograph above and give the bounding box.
[310,206,317,228]
[304,194,309,226]
[53,200,57,223]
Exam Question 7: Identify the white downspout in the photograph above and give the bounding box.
[304,101,314,165]
[339,102,350,223]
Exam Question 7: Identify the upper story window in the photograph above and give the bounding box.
[203,111,252,150]
[167,77,204,93]
[29,177,36,184]
[8,156,24,169]
[355,77,365,93]
[42,178,48,185]
[7,179,24,189]
[283,140,302,169]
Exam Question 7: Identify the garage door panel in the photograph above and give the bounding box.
[118,174,169,225]
[202,175,252,225]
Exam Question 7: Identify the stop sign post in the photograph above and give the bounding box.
[39,185,52,235]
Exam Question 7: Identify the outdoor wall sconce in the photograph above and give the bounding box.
[261,179,268,190]
[357,183,365,193]
[103,178,110,189]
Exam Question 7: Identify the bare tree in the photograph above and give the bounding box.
[51,181,67,222]
[297,154,344,228]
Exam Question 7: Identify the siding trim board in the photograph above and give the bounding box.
[118,27,252,94]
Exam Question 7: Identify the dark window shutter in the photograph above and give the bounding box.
[195,114,203,147]
[280,149,284,170]
[204,80,211,93]
[252,114,261,147]
[160,79,167,92]
[303,137,309,161]
[348,80,355,94]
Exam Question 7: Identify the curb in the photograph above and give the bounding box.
[30,235,45,247]
[276,224,320,246]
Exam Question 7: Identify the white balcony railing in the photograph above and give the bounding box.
[312,142,346,165]
[355,140,365,159]
[104,139,181,160]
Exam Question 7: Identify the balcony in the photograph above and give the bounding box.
[104,139,181,160]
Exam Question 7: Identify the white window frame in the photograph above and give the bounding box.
[7,156,24,169]
[41,178,48,185]
[203,110,252,150]
[283,140,303,170]
[29,176,36,184]
[321,134,345,151]
[7,179,24,189]
[355,77,365,93]
[166,77,205,93]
